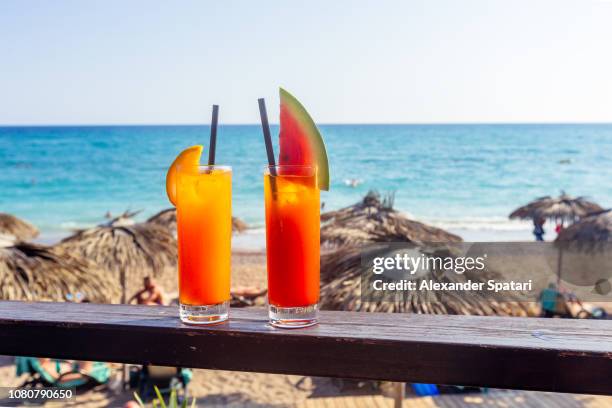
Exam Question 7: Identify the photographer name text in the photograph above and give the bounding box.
[372,279,533,293]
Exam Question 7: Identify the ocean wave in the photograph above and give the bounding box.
[241,217,532,233]
[425,218,532,231]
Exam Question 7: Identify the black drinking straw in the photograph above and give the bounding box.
[208,104,219,165]
[258,98,276,176]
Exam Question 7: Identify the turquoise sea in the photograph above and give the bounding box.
[1,124,611,245]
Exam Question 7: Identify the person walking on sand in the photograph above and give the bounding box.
[128,276,165,305]
[533,218,545,241]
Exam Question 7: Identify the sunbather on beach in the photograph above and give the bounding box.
[128,276,165,305]
[539,284,570,317]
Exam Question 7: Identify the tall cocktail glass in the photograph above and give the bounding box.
[264,165,320,328]
[176,164,232,324]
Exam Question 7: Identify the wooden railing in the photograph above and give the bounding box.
[1,301,611,395]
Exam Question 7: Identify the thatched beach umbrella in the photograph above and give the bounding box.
[54,211,177,303]
[556,209,612,248]
[320,245,532,317]
[509,192,603,224]
[0,213,39,241]
[0,240,117,302]
[147,208,249,235]
[554,209,612,289]
[321,191,461,248]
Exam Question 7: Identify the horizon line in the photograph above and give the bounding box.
[2,121,612,127]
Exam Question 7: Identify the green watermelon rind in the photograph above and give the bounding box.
[279,87,330,191]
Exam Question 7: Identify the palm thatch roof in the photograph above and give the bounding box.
[147,208,248,234]
[0,241,117,302]
[0,213,39,241]
[320,245,534,317]
[321,191,461,248]
[509,192,603,223]
[54,211,177,290]
[555,209,612,250]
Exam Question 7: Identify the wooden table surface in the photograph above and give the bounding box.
[1,301,611,395]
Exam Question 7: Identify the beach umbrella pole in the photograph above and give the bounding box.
[557,247,563,286]
[393,382,405,408]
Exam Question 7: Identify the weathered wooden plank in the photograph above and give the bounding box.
[0,301,611,395]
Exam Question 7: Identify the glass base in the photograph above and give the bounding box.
[269,304,318,328]
[180,301,229,325]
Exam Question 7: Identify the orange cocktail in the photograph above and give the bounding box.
[264,165,320,328]
[176,165,231,324]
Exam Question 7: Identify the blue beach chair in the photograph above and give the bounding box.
[16,356,110,390]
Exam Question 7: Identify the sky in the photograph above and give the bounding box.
[1,0,611,125]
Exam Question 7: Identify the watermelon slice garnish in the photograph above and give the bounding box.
[279,87,330,191]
